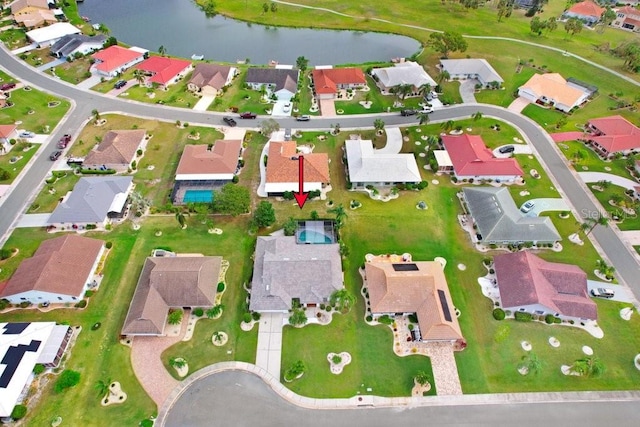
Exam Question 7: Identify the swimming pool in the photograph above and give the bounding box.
[183,189,213,203]
[298,230,332,244]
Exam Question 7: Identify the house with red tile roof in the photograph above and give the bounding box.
[83,129,147,172]
[0,235,105,304]
[136,56,193,88]
[312,67,367,99]
[365,255,465,344]
[0,124,18,153]
[518,73,591,112]
[441,134,523,182]
[265,141,329,195]
[92,45,147,77]
[613,6,640,32]
[562,1,606,26]
[494,252,597,321]
[581,115,640,157]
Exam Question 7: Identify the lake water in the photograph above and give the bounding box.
[77,0,421,65]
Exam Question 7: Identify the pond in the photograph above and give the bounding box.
[78,0,421,65]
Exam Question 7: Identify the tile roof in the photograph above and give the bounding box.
[442,134,523,177]
[345,139,421,184]
[26,22,81,45]
[439,58,504,84]
[617,6,640,17]
[92,46,144,73]
[249,235,343,311]
[83,129,146,167]
[122,256,221,335]
[48,176,133,224]
[567,0,605,18]
[520,73,586,108]
[50,34,106,58]
[371,61,436,88]
[136,56,192,85]
[494,252,597,320]
[176,140,242,176]
[587,115,640,154]
[14,9,56,28]
[0,235,104,299]
[312,68,366,94]
[245,68,299,94]
[10,0,48,14]
[266,141,329,184]
[189,64,233,90]
[463,187,561,243]
[366,258,464,341]
[0,124,17,138]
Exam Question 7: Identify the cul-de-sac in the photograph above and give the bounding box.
[1,0,640,425]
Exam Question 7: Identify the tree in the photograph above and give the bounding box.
[296,56,309,72]
[564,18,583,37]
[213,183,250,216]
[283,217,298,236]
[596,259,615,280]
[133,69,145,86]
[213,331,224,343]
[555,116,568,129]
[332,123,341,135]
[373,118,385,132]
[461,0,480,9]
[436,70,450,84]
[91,109,101,123]
[472,111,483,121]
[617,42,640,72]
[168,309,183,325]
[392,83,412,100]
[55,370,81,393]
[520,352,542,375]
[206,304,225,318]
[571,149,586,164]
[253,201,276,228]
[530,16,546,35]
[284,360,306,381]
[600,7,616,27]
[0,168,12,181]
[417,111,430,125]
[328,203,347,227]
[441,120,455,132]
[169,357,187,368]
[418,83,432,98]
[330,289,356,313]
[427,31,467,58]
[158,45,167,56]
[496,0,514,22]
[10,405,27,420]
[262,2,269,13]
[289,308,307,326]
[175,210,188,229]
[260,118,280,136]
[310,210,319,220]
[545,17,558,33]
[414,371,431,386]
[270,2,278,12]
[583,214,609,236]
[95,378,112,397]
[571,356,604,377]
[97,24,110,35]
[200,0,217,18]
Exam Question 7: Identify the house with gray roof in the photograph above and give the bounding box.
[187,63,237,96]
[462,187,561,244]
[371,61,436,95]
[249,234,343,312]
[345,138,421,188]
[121,256,221,336]
[47,176,134,229]
[50,33,106,58]
[439,59,503,88]
[245,68,299,101]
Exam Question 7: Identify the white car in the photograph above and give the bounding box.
[19,131,35,138]
[283,102,291,113]
[420,106,434,114]
[520,201,535,213]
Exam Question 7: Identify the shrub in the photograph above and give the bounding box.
[251,311,261,321]
[85,224,97,230]
[232,175,239,183]
[33,364,45,375]
[168,309,183,325]
[19,301,31,308]
[11,405,27,420]
[106,241,113,249]
[140,420,154,427]
[569,319,575,325]
[545,314,555,324]
[84,290,95,298]
[217,282,225,292]
[365,315,373,322]
[553,316,562,324]
[408,323,414,331]
[243,312,252,323]
[0,299,9,310]
[55,370,81,393]
[408,313,418,323]
[137,149,143,156]
[378,314,393,325]
[514,311,533,322]
[0,248,15,260]
[74,300,87,308]
[193,307,204,317]
[282,191,294,200]
[492,308,506,320]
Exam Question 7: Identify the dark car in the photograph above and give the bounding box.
[223,117,237,127]
[49,151,62,161]
[499,145,515,154]
[113,80,127,89]
[57,134,72,148]
[296,115,311,122]
[400,109,417,116]
[239,112,257,119]
[0,82,16,91]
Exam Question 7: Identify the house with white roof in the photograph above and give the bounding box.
[439,58,504,88]
[371,61,436,96]
[50,34,106,58]
[26,22,81,47]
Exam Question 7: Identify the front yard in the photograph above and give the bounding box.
[0,142,39,185]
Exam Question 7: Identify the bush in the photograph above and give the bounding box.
[408,323,414,331]
[80,168,116,174]
[19,301,31,308]
[492,308,506,320]
[85,224,97,230]
[140,420,154,427]
[217,282,225,292]
[282,191,294,200]
[252,311,261,321]
[33,364,45,375]
[0,299,9,310]
[11,404,27,420]
[243,312,252,323]
[553,316,562,324]
[232,175,239,183]
[55,370,81,393]
[408,313,418,323]
[514,311,532,322]
[0,248,14,260]
[365,315,373,322]
[544,314,554,324]
[106,241,113,249]
[84,290,95,298]
[378,314,393,325]
[193,307,204,317]
[74,300,87,308]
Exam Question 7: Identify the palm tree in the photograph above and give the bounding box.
[175,211,187,229]
[97,24,110,35]
[373,118,385,132]
[398,83,413,100]
[328,204,347,227]
[596,259,615,280]
[436,70,450,85]
[572,149,586,165]
[583,214,609,236]
[414,371,430,386]
[521,352,542,375]
[472,111,483,122]
[330,289,356,313]
[158,45,167,56]
[206,304,224,318]
[418,83,432,98]
[571,357,604,377]
[417,111,430,126]
[91,109,101,124]
[441,120,455,133]
[133,69,145,86]
[169,357,187,369]
[213,331,224,343]
[95,378,112,397]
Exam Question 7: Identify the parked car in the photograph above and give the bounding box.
[283,102,291,113]
[590,288,615,299]
[0,82,16,91]
[296,115,311,122]
[499,145,515,154]
[223,117,237,127]
[520,201,535,213]
[114,80,127,89]
[239,112,257,119]
[19,131,35,138]
[400,109,417,116]
[420,106,434,114]
[57,140,68,148]
[49,150,62,161]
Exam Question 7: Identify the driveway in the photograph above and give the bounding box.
[507,97,530,113]
[459,79,478,104]
[522,198,570,217]
[255,312,285,380]
[16,213,50,228]
[37,58,66,72]
[578,172,639,192]
[493,144,532,157]
[319,98,336,117]
[272,100,292,116]
[11,43,37,55]
[376,126,402,154]
[76,74,103,90]
[587,280,636,303]
[192,94,215,111]
[551,131,584,143]
[106,79,136,97]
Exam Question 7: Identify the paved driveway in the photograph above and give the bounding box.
[376,126,402,154]
[192,94,215,111]
[319,98,336,117]
[587,280,636,303]
[16,213,50,227]
[522,198,570,217]
[493,144,532,157]
[37,58,66,72]
[255,312,285,380]
[578,172,638,192]
[459,79,478,104]
[507,97,530,113]
[76,74,103,90]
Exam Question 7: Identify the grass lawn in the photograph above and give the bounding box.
[0,142,39,185]
[557,140,634,179]
[0,28,28,49]
[18,48,51,68]
[51,57,94,84]
[210,68,273,114]
[118,79,201,109]
[510,153,561,202]
[27,171,80,213]
[589,183,640,231]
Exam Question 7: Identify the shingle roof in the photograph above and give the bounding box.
[121,256,221,335]
[439,58,504,84]
[442,134,523,177]
[245,68,299,94]
[14,9,56,28]
[0,235,104,299]
[494,252,597,320]
[586,115,640,153]
[312,68,366,94]
[371,61,436,88]
[463,187,561,243]
[83,129,145,167]
[345,139,421,184]
[176,140,242,176]
[366,258,464,341]
[50,34,106,58]
[249,235,343,311]
[92,46,144,73]
[188,64,233,90]
[48,176,133,224]
[266,141,329,184]
[520,73,586,108]
[567,0,605,18]
[136,56,192,85]
[10,0,48,14]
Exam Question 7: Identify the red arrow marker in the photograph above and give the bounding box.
[293,155,309,209]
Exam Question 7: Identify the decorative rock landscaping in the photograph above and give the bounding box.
[212,331,228,346]
[457,264,466,271]
[521,341,532,351]
[327,352,351,374]
[101,381,127,406]
[620,307,633,321]
[548,337,560,348]
[634,354,640,371]
[412,378,432,396]
[582,345,593,356]
[172,358,189,378]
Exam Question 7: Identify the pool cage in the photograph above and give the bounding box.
[295,220,337,244]
[171,180,222,205]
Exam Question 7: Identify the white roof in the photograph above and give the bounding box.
[345,139,421,184]
[434,150,453,167]
[371,61,436,88]
[26,22,80,44]
[439,58,504,84]
[129,46,149,55]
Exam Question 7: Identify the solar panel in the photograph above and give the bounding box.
[392,263,419,271]
[438,289,452,322]
[2,323,30,335]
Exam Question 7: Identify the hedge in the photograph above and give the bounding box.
[11,405,27,420]
[217,282,225,292]
[514,311,533,322]
[492,308,506,320]
[55,370,81,393]
[80,168,116,175]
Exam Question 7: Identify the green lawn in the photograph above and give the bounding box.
[27,171,80,213]
[557,140,634,178]
[51,57,94,84]
[0,142,39,185]
[118,79,201,109]
[589,183,640,231]
[0,28,28,49]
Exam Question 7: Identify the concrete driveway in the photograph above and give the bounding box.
[37,57,66,72]
[192,94,215,111]
[255,312,285,380]
[376,126,402,154]
[493,144,532,157]
[508,97,530,113]
[522,198,570,217]
[319,98,336,117]
[76,74,103,90]
[578,172,639,192]
[16,213,50,228]
[587,280,636,303]
[459,79,478,104]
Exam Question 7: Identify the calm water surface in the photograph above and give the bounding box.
[78,0,421,64]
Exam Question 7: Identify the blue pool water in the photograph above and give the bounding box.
[299,230,332,244]
[183,190,212,204]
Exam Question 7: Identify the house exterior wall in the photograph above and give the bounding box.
[316,92,335,100]
[59,41,104,59]
[265,181,323,194]
[454,174,521,183]
[563,11,600,25]
[96,56,145,77]
[504,302,595,321]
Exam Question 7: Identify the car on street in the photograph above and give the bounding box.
[49,150,62,161]
[239,112,257,119]
[57,134,72,148]
[400,109,417,116]
[296,115,311,122]
[420,106,434,114]
[114,80,127,89]
[499,145,515,154]
[223,117,237,127]
[1,82,16,91]
[590,288,615,298]
[19,131,35,138]
[520,201,535,213]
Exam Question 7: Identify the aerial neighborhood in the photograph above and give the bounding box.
[1,0,640,425]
